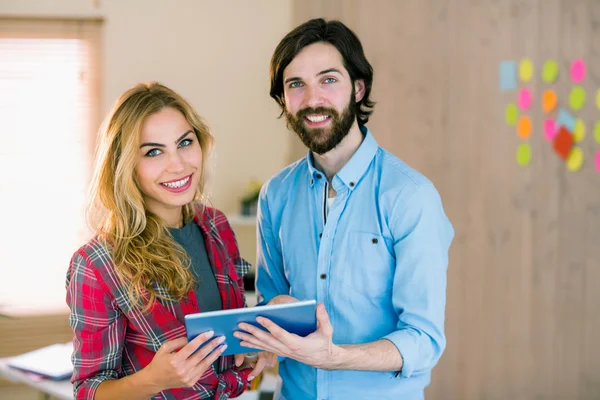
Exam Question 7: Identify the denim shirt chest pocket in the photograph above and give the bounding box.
[340,231,395,298]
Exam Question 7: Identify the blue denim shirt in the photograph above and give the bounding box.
[256,128,454,400]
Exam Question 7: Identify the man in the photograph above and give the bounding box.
[234,18,454,400]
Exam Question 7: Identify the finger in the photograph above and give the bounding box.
[316,303,333,336]
[239,339,278,354]
[267,353,278,367]
[239,321,292,341]
[248,354,268,381]
[186,336,225,366]
[176,331,215,360]
[269,295,298,305]
[255,318,300,346]
[234,353,245,367]
[159,336,189,353]
[235,329,283,352]
[190,343,227,381]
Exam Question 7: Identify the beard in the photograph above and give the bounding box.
[285,92,356,155]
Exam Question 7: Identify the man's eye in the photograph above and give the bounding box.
[145,148,162,157]
[323,77,336,84]
[179,139,193,148]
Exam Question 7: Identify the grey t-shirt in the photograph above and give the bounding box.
[169,221,222,312]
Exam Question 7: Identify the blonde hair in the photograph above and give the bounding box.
[88,82,214,310]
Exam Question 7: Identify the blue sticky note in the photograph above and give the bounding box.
[556,108,576,132]
[499,61,517,91]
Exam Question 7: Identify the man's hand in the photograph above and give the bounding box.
[234,303,342,370]
[267,295,298,305]
[233,352,277,381]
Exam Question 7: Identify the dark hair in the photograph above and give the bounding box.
[269,18,375,127]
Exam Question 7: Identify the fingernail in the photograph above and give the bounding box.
[206,330,214,338]
[217,336,226,344]
[220,345,228,352]
[248,375,254,381]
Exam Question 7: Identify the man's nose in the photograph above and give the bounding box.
[304,85,325,109]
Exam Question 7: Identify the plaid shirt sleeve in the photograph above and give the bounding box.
[66,250,127,400]
[229,230,251,310]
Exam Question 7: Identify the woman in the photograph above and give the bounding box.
[66,82,273,400]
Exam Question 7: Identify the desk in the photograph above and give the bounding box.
[0,358,72,399]
[0,358,273,399]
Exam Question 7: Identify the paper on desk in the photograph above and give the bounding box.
[8,342,73,380]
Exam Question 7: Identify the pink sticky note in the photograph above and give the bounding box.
[571,59,586,83]
[544,119,557,141]
[518,87,532,111]
[595,151,600,173]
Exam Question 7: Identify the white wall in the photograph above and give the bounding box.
[0,0,292,214]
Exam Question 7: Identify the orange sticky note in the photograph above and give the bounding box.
[517,115,532,139]
[542,89,558,113]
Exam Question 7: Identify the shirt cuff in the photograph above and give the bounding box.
[383,330,418,379]
[74,375,116,400]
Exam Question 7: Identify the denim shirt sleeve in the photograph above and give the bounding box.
[255,184,291,306]
[383,183,454,378]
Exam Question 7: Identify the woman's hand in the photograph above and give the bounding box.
[142,331,226,392]
[234,351,278,381]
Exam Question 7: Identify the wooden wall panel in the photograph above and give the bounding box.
[290,1,600,399]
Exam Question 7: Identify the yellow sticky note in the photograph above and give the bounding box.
[594,121,600,144]
[569,86,586,111]
[516,143,531,166]
[505,103,519,126]
[573,119,586,142]
[542,60,559,83]
[519,58,534,82]
[566,147,584,171]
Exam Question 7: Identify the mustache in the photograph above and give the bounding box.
[296,107,339,119]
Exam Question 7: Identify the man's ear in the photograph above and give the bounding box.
[354,79,366,102]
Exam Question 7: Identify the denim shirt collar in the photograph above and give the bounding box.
[306,126,378,190]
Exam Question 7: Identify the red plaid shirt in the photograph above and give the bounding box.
[66,207,252,400]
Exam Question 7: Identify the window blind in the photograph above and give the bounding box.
[0,18,102,314]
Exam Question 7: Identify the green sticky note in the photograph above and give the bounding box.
[596,89,600,111]
[569,86,586,111]
[542,60,559,83]
[505,103,519,126]
[594,121,600,144]
[516,143,531,166]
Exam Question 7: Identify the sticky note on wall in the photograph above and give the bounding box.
[519,58,534,82]
[542,60,559,83]
[571,59,586,83]
[553,126,574,160]
[556,108,577,132]
[499,61,517,91]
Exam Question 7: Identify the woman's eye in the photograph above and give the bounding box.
[145,148,162,157]
[323,77,336,84]
[289,81,303,89]
[179,138,193,148]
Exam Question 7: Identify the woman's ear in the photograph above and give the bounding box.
[354,80,366,102]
